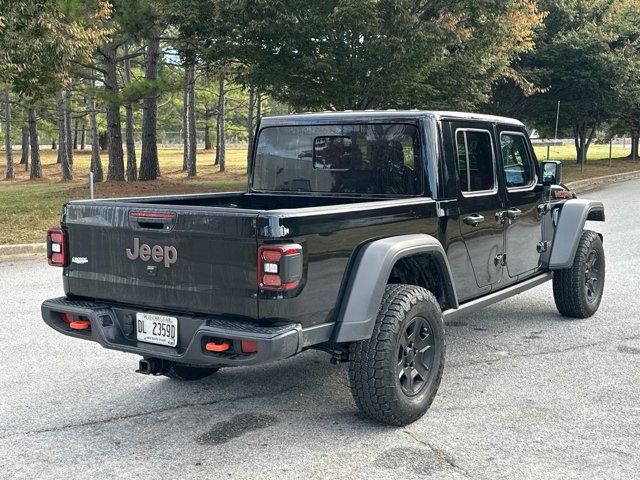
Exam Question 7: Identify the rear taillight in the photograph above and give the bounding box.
[46,228,68,267]
[258,244,303,291]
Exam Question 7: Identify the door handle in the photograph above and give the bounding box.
[463,214,485,227]
[506,208,522,219]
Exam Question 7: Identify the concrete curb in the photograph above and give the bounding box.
[0,169,639,259]
[0,242,47,258]
[566,170,640,194]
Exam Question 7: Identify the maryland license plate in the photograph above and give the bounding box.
[136,312,178,347]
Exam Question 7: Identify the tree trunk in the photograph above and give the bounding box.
[182,66,189,172]
[246,84,255,167]
[73,120,79,150]
[187,63,197,177]
[585,125,596,164]
[101,42,125,181]
[215,69,226,171]
[3,87,14,180]
[87,79,104,182]
[573,122,596,166]
[20,126,29,168]
[80,123,86,150]
[65,84,74,168]
[629,127,639,162]
[99,130,108,151]
[139,34,161,181]
[204,104,213,151]
[56,107,63,164]
[123,47,137,181]
[204,124,211,151]
[57,91,72,181]
[256,89,262,123]
[28,107,41,179]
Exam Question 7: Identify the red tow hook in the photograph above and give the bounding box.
[69,320,90,330]
[61,313,90,330]
[205,341,231,352]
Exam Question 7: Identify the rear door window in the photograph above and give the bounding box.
[456,129,495,193]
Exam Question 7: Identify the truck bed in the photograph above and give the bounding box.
[61,192,440,327]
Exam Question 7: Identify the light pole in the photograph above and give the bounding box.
[553,101,560,162]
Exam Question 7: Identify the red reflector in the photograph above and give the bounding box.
[60,313,74,324]
[205,341,230,352]
[69,320,90,330]
[262,274,282,287]
[262,250,282,262]
[283,280,300,290]
[241,340,258,353]
[50,253,65,266]
[130,210,176,219]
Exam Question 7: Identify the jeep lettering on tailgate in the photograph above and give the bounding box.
[126,238,178,268]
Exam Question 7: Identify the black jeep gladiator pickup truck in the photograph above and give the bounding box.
[42,111,605,426]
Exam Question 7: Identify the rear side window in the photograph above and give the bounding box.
[500,132,535,188]
[456,130,495,193]
[253,124,424,196]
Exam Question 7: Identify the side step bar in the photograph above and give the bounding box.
[443,272,553,322]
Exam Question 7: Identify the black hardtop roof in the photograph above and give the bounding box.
[259,110,524,128]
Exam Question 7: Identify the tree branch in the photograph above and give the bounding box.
[74,61,107,75]
[115,48,146,63]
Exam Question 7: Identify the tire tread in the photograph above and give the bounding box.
[553,230,604,318]
[348,284,444,426]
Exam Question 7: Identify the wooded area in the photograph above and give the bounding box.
[1,0,640,183]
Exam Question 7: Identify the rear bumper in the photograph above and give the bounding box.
[41,297,334,367]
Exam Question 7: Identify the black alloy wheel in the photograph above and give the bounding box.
[397,315,436,396]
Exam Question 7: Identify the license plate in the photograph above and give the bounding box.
[136,312,178,347]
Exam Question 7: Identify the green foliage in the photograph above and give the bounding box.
[609,1,640,135]
[0,0,111,98]
[163,0,543,111]
[120,64,182,105]
[498,1,640,134]
[113,0,159,40]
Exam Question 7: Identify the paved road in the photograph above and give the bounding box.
[1,180,639,480]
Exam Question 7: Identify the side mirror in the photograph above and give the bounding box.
[541,161,562,185]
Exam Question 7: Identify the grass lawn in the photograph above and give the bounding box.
[0,143,638,244]
[0,148,248,244]
[533,144,640,183]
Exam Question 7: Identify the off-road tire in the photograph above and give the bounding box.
[348,284,445,426]
[164,365,220,381]
[553,230,605,318]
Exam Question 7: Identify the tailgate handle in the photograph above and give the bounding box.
[130,211,176,230]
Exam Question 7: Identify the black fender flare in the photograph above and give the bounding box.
[549,199,605,270]
[332,234,458,343]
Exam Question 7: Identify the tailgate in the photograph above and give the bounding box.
[62,202,259,318]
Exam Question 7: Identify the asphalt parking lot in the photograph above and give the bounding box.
[1,179,639,480]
